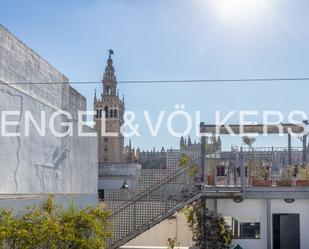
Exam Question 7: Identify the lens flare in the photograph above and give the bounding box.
[213,0,263,25]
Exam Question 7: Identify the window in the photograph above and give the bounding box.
[224,217,261,239]
[216,165,226,176]
[98,189,104,200]
[104,106,109,118]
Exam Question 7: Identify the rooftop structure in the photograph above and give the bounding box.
[104,122,309,249]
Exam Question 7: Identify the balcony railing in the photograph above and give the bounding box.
[205,147,309,188]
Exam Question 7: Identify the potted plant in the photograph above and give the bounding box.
[242,136,257,185]
[296,165,309,186]
[276,166,293,186]
[252,160,272,187]
[205,137,218,186]
[246,157,259,185]
[206,157,215,185]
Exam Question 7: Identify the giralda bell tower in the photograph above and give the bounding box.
[94,50,125,163]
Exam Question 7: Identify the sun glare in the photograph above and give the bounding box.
[213,0,262,25]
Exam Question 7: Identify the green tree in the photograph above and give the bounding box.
[180,153,232,248]
[182,199,233,249]
[180,155,200,180]
[0,196,111,249]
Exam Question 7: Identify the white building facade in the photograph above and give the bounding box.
[0,25,98,208]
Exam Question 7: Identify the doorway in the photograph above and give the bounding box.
[273,214,300,249]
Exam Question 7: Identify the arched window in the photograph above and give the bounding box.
[104,106,109,118]
[99,109,102,118]
[114,109,117,118]
[110,109,114,118]
[96,109,99,118]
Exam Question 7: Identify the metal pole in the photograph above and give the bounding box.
[303,134,307,165]
[288,133,292,166]
[235,150,239,186]
[303,120,308,165]
[271,146,274,169]
[240,146,245,194]
[200,134,206,184]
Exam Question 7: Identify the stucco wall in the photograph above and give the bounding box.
[124,212,193,248]
[0,25,98,195]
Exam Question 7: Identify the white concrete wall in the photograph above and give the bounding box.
[214,199,309,249]
[98,163,141,190]
[99,178,136,190]
[215,199,268,249]
[0,25,98,195]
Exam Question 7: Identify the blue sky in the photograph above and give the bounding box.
[1,0,309,150]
